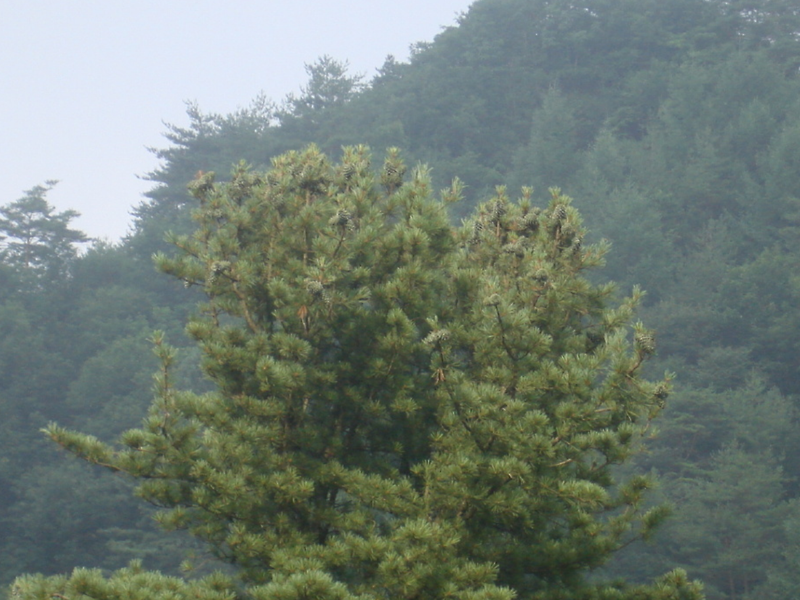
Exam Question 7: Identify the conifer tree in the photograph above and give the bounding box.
[0,182,90,277]
[280,56,364,124]
[12,146,702,600]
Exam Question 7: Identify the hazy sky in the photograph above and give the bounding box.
[1,1,473,242]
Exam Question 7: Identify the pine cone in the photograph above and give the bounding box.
[229,175,252,201]
[533,269,549,285]
[489,200,507,224]
[518,212,539,234]
[635,332,656,356]
[468,220,484,245]
[340,163,357,181]
[305,279,332,305]
[586,330,604,351]
[423,329,451,345]
[306,280,325,297]
[381,157,406,191]
[329,209,354,230]
[207,260,231,285]
[187,172,215,199]
[502,241,525,257]
[484,293,502,307]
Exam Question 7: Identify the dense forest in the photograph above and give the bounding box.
[3,0,800,598]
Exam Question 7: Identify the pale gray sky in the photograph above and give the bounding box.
[1,1,472,241]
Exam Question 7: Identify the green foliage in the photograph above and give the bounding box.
[0,181,90,284]
[511,86,582,193]
[15,147,700,600]
[0,229,199,590]
[279,56,365,124]
[666,444,789,599]
[10,0,800,596]
[12,562,236,600]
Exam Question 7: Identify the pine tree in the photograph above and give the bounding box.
[0,181,90,283]
[280,56,364,124]
[13,146,702,600]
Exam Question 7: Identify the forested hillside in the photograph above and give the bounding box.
[3,0,800,598]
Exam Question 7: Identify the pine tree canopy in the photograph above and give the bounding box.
[15,146,702,600]
[0,181,90,282]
